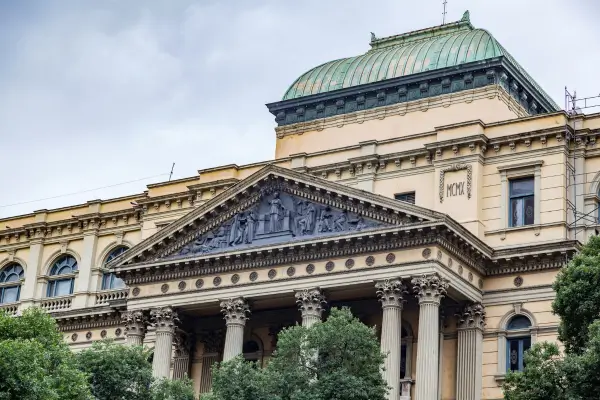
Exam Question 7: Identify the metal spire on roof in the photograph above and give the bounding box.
[442,0,448,24]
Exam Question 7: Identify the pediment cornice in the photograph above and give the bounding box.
[109,165,449,270]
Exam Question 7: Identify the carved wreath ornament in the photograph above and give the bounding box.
[439,163,472,203]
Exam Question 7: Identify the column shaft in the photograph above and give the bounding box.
[150,306,179,379]
[415,302,441,400]
[222,323,245,362]
[412,274,449,400]
[220,298,250,362]
[153,329,175,378]
[376,278,407,400]
[456,303,485,400]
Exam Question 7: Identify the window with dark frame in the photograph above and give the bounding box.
[509,178,534,227]
[395,192,416,204]
[101,246,128,290]
[506,315,532,372]
[0,263,24,304]
[47,255,78,297]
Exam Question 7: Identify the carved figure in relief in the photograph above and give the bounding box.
[333,210,348,231]
[268,192,285,232]
[294,200,316,236]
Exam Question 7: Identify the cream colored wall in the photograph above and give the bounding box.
[274,86,523,159]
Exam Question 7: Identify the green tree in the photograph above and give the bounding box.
[76,340,153,400]
[503,235,600,399]
[203,307,387,400]
[151,378,197,400]
[0,307,91,400]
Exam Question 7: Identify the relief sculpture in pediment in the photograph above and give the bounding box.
[172,191,387,259]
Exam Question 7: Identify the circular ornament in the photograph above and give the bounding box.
[514,276,524,287]
[287,267,295,277]
[195,279,204,289]
[86,332,92,340]
[478,278,484,289]
[178,281,186,291]
[213,276,222,286]
[268,269,277,279]
[249,272,258,281]
[448,258,453,268]
[325,261,335,271]
[160,284,169,294]
[100,330,107,338]
[115,328,122,337]
[386,253,396,264]
[132,287,140,297]
[422,248,432,259]
[306,264,315,274]
[437,250,442,260]
[71,333,78,342]
[345,259,355,269]
[458,265,463,275]
[231,274,240,284]
[365,256,375,266]
[468,272,473,282]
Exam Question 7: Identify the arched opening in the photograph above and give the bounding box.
[0,263,24,304]
[243,336,264,365]
[101,246,129,290]
[506,315,532,372]
[47,255,78,297]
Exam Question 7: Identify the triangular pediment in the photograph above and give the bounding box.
[112,165,444,268]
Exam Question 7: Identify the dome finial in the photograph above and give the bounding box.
[461,10,470,22]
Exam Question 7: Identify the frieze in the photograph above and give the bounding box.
[164,190,391,261]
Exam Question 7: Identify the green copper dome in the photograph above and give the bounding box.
[282,11,557,109]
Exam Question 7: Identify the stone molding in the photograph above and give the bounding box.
[456,302,486,331]
[439,163,472,203]
[295,288,327,320]
[220,297,250,326]
[150,306,179,333]
[412,273,449,305]
[375,278,407,309]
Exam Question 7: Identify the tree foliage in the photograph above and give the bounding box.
[76,340,154,400]
[503,235,600,399]
[151,378,197,400]
[0,307,91,400]
[203,307,387,400]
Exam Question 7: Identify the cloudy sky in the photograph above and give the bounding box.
[0,0,598,218]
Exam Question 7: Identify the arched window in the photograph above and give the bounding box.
[47,255,78,297]
[0,263,24,304]
[506,315,532,372]
[101,246,128,290]
[243,337,263,365]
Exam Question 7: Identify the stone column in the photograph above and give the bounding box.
[220,297,250,362]
[375,278,407,400]
[122,310,147,346]
[295,288,327,327]
[151,306,179,379]
[456,303,486,400]
[412,274,449,400]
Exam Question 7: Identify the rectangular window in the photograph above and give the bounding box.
[509,178,534,227]
[507,337,531,372]
[47,278,74,297]
[395,192,416,204]
[0,286,20,303]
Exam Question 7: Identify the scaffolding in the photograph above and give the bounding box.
[564,87,600,241]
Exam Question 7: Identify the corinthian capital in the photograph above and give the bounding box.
[295,288,327,319]
[220,297,250,326]
[122,310,147,335]
[411,273,449,305]
[456,303,486,330]
[375,278,407,309]
[151,306,179,333]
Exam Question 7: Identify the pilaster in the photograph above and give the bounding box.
[151,306,179,378]
[295,288,327,327]
[456,303,485,400]
[73,226,99,308]
[20,238,44,306]
[220,297,250,362]
[412,274,449,400]
[375,278,407,400]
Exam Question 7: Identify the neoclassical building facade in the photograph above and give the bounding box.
[1,12,599,400]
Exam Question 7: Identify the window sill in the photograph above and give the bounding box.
[485,221,566,236]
